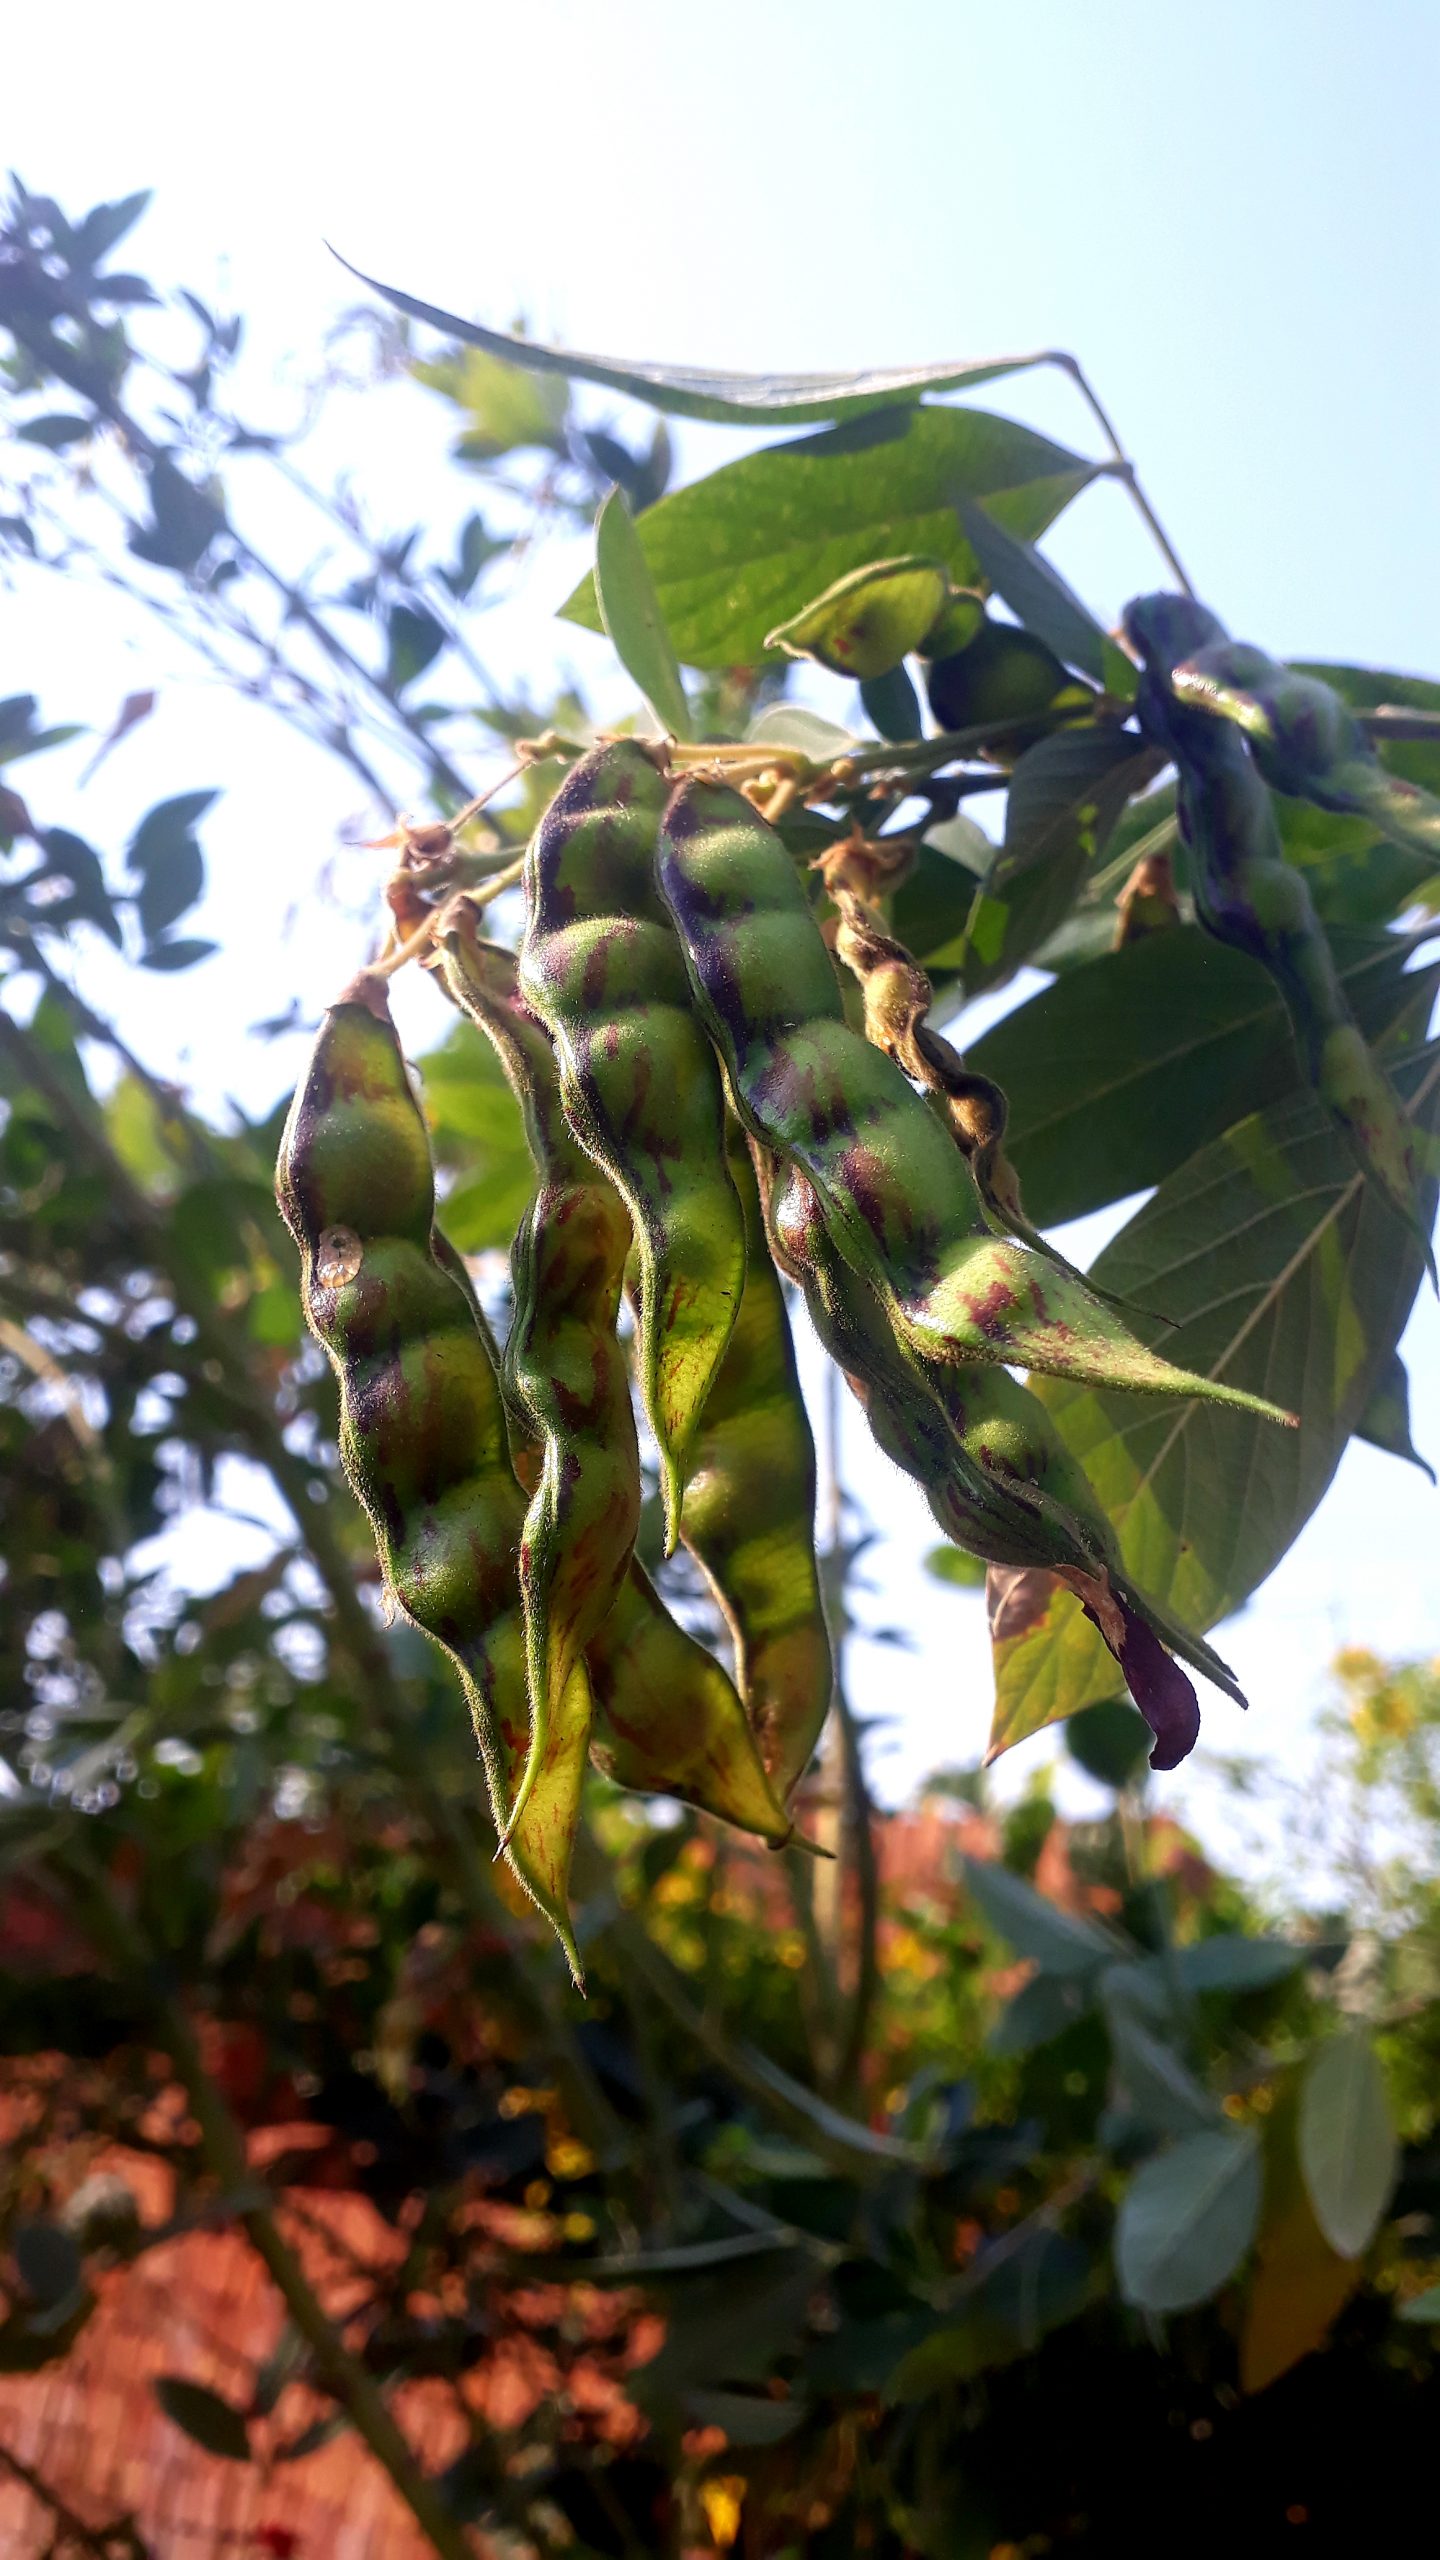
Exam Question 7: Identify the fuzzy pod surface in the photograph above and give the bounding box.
[518,740,746,1549]
[657,775,1292,1427]
[275,974,589,1977]
[673,1122,833,1802]
[1127,595,1431,1260]
[433,914,641,1852]
[587,1562,798,1844]
[765,1155,1227,1769]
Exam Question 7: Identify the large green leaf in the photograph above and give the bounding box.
[593,486,693,739]
[988,1040,1440,1751]
[961,1855,1122,1976]
[973,926,1440,1229]
[420,1017,533,1252]
[1299,2031,1398,2260]
[340,259,1055,424]
[1115,2127,1262,2313]
[561,408,1096,668]
[957,500,1109,682]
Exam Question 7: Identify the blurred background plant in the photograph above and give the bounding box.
[1,181,1438,2560]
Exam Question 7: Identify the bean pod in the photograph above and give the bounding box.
[1168,636,1440,864]
[433,909,641,1849]
[1126,595,1430,1258]
[657,776,1291,1425]
[275,974,589,1977]
[518,742,747,1549]
[675,1121,833,1802]
[586,1562,799,1845]
[764,1155,1230,1767]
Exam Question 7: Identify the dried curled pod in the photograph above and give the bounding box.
[518,740,746,1550]
[275,974,589,1977]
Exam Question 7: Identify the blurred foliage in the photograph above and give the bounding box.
[1,180,1439,2557]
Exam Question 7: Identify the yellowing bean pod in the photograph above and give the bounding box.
[433,908,641,1851]
[518,741,747,1549]
[275,974,589,1977]
[675,1121,833,1802]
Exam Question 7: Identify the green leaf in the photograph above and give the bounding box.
[16,414,94,451]
[136,837,203,939]
[988,1972,1095,2055]
[593,488,693,740]
[345,259,1056,424]
[974,925,1439,1230]
[412,341,570,459]
[860,663,923,741]
[384,601,446,693]
[1298,2031,1398,2259]
[1115,2128,1262,2313]
[1355,1349,1435,1483]
[924,1542,988,1590]
[998,726,1154,890]
[989,1041,1440,1749]
[888,2231,1093,2395]
[746,703,857,759]
[1065,1699,1151,1788]
[962,1855,1123,1977]
[128,791,219,871]
[561,407,1097,668]
[957,500,1108,682]
[1173,1936,1304,1995]
[139,937,217,972]
[1102,2000,1219,2135]
[154,2375,252,2462]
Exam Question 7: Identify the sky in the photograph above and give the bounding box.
[5,0,1439,1856]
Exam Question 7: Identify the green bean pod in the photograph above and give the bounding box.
[586,1562,798,1844]
[1127,596,1431,1260]
[1168,636,1440,864]
[432,910,641,1852]
[657,776,1291,1426]
[674,1121,833,1802]
[517,741,747,1550]
[764,1155,1232,1768]
[275,974,589,1977]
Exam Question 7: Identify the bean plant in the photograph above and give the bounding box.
[2,183,1439,2558]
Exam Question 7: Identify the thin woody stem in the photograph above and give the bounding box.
[1053,353,1198,599]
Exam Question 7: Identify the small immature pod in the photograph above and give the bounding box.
[764,1156,1234,1768]
[1170,637,1440,863]
[586,1562,798,1845]
[1126,596,1431,1260]
[433,912,641,1852]
[275,975,589,1978]
[675,1122,833,1803]
[658,776,1292,1426]
[517,741,747,1551]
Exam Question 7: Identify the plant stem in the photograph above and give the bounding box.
[1052,354,1197,599]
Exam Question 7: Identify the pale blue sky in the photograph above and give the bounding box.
[6,0,1439,1846]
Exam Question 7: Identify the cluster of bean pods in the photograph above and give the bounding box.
[277,734,1303,1974]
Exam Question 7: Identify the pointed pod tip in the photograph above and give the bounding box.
[332,968,393,1022]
